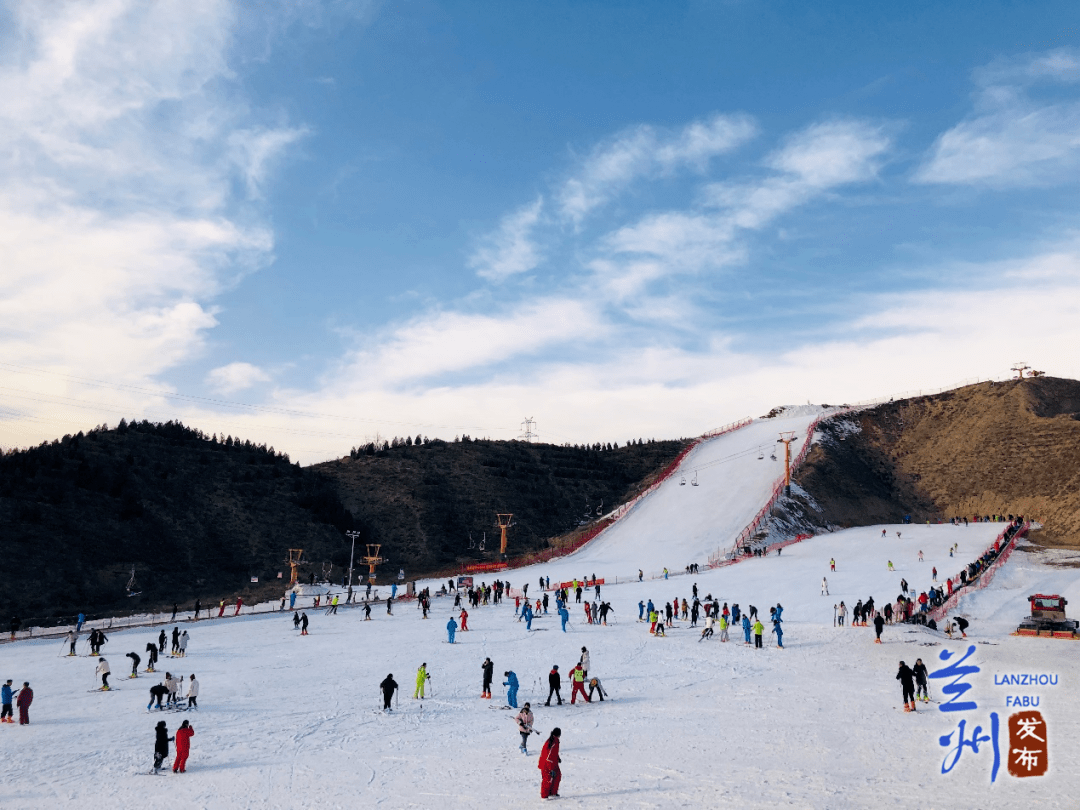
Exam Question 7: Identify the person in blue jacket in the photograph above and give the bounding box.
[774,603,784,621]
[559,606,569,632]
[772,618,784,648]
[289,592,297,609]
[391,583,398,600]
[446,616,457,643]
[646,599,655,618]
[741,615,752,645]
[638,600,645,621]
[523,603,534,631]
[76,613,85,633]
[503,670,519,708]
[1,679,14,723]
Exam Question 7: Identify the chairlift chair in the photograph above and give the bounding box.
[757,447,764,460]
[691,472,699,487]
[680,475,686,486]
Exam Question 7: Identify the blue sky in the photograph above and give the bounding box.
[2,0,1080,461]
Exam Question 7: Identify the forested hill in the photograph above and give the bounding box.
[0,421,687,619]
[313,436,688,574]
[0,421,354,620]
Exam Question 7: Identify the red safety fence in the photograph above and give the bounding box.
[926,522,1028,624]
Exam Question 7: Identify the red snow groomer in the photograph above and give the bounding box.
[1015,594,1079,639]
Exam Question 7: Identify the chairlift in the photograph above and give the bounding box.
[467,532,476,550]
[125,565,141,597]
[691,472,699,487]
[596,499,604,516]
[757,447,764,460]
[770,452,777,461]
[478,532,486,552]
[680,475,686,486]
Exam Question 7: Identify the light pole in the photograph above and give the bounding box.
[345,531,361,593]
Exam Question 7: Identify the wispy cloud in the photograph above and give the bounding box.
[468,197,544,281]
[915,49,1080,187]
[206,361,272,394]
[557,113,757,225]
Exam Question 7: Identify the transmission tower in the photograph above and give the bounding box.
[519,416,538,442]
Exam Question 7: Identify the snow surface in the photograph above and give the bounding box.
[2,404,1078,808]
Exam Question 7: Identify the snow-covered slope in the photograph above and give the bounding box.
[2,523,1078,809]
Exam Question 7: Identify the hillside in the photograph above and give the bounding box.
[313,437,687,573]
[793,377,1080,547]
[0,421,356,620]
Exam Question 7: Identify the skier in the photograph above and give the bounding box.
[234,597,243,616]
[446,616,457,644]
[523,602,534,631]
[546,665,563,706]
[126,652,141,677]
[516,703,537,753]
[15,682,32,725]
[171,627,180,655]
[386,595,393,615]
[538,727,562,799]
[873,612,885,643]
[363,602,372,620]
[830,558,836,571]
[897,660,917,712]
[414,664,429,699]
[569,662,589,704]
[584,602,592,624]
[459,608,469,631]
[700,614,714,641]
[932,566,937,582]
[913,659,929,703]
[66,630,78,656]
[837,601,846,627]
[300,613,309,635]
[752,618,764,649]
[292,611,300,630]
[822,577,829,596]
[638,600,645,621]
[178,631,189,657]
[1,679,13,723]
[152,721,172,772]
[888,560,894,571]
[165,672,179,707]
[172,719,194,773]
[187,674,199,710]
[955,616,969,638]
[148,682,169,711]
[503,670,519,708]
[579,647,590,678]
[76,613,85,632]
[576,668,602,700]
[380,674,398,711]
[481,657,494,699]
[96,657,111,690]
[558,605,569,633]
[638,569,643,582]
[158,629,167,653]
[217,600,225,618]
[145,643,158,672]
[719,613,729,642]
[194,599,202,619]
[772,619,784,648]
[918,550,923,562]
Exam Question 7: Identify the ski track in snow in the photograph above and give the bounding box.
[2,409,1079,807]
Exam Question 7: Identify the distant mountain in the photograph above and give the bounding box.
[792,377,1080,547]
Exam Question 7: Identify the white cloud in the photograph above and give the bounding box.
[558,113,756,225]
[206,362,273,394]
[915,49,1080,187]
[229,125,310,198]
[468,197,544,281]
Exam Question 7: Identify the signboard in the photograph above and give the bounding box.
[250,576,259,583]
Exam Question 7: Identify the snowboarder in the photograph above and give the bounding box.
[15,682,32,725]
[126,652,141,677]
[539,727,562,799]
[172,719,194,773]
[569,663,589,704]
[300,613,309,635]
[587,676,607,702]
[516,703,537,753]
[913,659,929,703]
[96,657,111,690]
[414,664,429,699]
[153,720,172,772]
[579,647,590,678]
[503,670,520,708]
[546,665,563,706]
[822,577,829,596]
[1,679,13,723]
[753,619,764,649]
[481,657,494,699]
[873,612,885,643]
[897,660,917,712]
[380,674,398,711]
[187,674,199,710]
[446,616,457,644]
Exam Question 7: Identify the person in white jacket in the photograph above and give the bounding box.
[95,658,111,690]
[186,674,199,710]
[165,673,178,706]
[699,615,715,641]
[178,631,189,657]
[822,577,829,596]
[579,647,590,678]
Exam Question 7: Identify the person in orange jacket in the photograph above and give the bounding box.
[459,608,469,631]
[569,663,589,704]
[172,719,195,773]
[538,727,562,799]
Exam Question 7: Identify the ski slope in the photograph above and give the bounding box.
[2,523,1078,809]
[504,407,824,585]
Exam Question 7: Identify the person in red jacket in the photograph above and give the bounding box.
[538,727,561,799]
[16,682,33,725]
[459,608,469,631]
[172,719,194,772]
[234,597,243,617]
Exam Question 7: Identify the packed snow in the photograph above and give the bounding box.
[2,408,1078,808]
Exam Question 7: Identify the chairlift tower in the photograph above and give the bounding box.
[497,513,514,555]
[362,544,385,584]
[777,432,799,496]
[285,549,304,587]
[1011,362,1030,380]
[345,530,362,588]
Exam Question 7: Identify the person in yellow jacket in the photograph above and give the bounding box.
[648,609,659,634]
[719,614,729,642]
[752,619,764,649]
[414,663,429,699]
[569,663,589,704]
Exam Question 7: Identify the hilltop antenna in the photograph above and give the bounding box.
[519,417,538,443]
[1011,362,1030,380]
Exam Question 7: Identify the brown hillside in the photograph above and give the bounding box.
[794,377,1080,547]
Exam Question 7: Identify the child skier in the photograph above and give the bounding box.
[516,703,537,753]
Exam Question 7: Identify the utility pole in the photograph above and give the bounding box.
[777,432,798,496]
[345,530,362,590]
